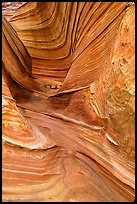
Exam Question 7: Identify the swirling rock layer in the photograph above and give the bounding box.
[2,2,135,202]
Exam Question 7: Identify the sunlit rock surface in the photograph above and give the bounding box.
[2,2,135,202]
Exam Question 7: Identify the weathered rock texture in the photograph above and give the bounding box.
[2,2,135,202]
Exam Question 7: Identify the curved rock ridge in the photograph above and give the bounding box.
[9,2,128,87]
[2,2,135,202]
[2,2,26,21]
[2,77,55,149]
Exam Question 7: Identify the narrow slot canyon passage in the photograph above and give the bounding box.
[2,2,135,202]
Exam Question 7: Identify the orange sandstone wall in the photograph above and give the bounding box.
[2,2,135,202]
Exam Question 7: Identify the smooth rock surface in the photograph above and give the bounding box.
[2,2,135,202]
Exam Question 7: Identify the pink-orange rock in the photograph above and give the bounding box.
[2,2,135,202]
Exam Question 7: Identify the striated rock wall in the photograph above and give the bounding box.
[2,2,135,202]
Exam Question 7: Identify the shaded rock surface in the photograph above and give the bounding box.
[2,2,135,202]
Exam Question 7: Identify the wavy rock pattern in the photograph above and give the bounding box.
[2,2,135,202]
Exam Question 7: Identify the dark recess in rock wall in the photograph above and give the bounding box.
[2,2,135,202]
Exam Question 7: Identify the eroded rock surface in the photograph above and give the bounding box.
[2,2,135,202]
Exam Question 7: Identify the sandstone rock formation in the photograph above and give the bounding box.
[2,2,135,202]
